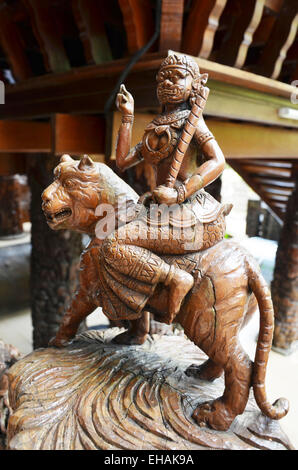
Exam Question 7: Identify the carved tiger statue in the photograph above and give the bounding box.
[41,154,289,431]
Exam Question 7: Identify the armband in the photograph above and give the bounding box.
[197,131,214,148]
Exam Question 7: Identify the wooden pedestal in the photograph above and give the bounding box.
[6,329,294,450]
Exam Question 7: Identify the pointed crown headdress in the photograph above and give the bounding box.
[158,53,200,79]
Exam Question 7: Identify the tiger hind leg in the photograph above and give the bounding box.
[192,343,253,431]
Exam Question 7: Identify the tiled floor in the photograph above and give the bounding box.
[0,307,297,449]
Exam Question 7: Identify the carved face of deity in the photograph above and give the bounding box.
[156,67,193,106]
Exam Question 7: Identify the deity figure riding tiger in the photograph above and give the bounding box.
[41,53,288,431]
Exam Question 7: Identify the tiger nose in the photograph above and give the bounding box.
[42,182,56,204]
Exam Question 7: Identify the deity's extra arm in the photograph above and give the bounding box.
[115,84,144,172]
[181,118,225,201]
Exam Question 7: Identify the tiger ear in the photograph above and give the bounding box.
[78,155,95,171]
[60,154,74,163]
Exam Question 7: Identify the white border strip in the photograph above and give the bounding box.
[0,81,4,104]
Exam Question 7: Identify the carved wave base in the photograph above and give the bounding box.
[6,329,294,450]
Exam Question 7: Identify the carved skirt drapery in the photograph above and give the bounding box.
[97,190,230,321]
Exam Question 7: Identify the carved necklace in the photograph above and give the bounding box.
[142,109,190,165]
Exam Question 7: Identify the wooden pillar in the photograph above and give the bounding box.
[27,155,84,349]
[0,174,29,238]
[272,177,298,353]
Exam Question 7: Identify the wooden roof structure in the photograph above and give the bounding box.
[0,0,297,222]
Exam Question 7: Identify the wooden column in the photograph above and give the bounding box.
[272,176,298,353]
[27,155,84,349]
[0,174,29,238]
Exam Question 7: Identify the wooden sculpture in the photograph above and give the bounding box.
[41,54,289,432]
[6,330,294,450]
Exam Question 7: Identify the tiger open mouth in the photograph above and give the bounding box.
[45,207,72,225]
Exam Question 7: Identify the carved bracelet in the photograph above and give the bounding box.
[176,183,187,204]
[122,114,134,124]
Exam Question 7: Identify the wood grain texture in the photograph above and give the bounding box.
[6,329,294,450]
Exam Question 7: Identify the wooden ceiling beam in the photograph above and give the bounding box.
[215,0,266,69]
[255,0,298,79]
[0,0,32,81]
[53,114,105,156]
[118,0,154,54]
[0,120,51,153]
[240,165,292,177]
[182,0,227,58]
[0,115,105,156]
[1,52,298,121]
[159,0,184,51]
[228,159,285,221]
[253,176,296,187]
[259,185,293,196]
[23,0,71,74]
[72,0,112,64]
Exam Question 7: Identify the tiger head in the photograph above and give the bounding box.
[42,154,138,235]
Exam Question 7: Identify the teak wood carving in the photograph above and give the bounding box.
[41,54,289,432]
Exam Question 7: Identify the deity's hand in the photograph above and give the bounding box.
[116,84,134,116]
[152,186,178,205]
